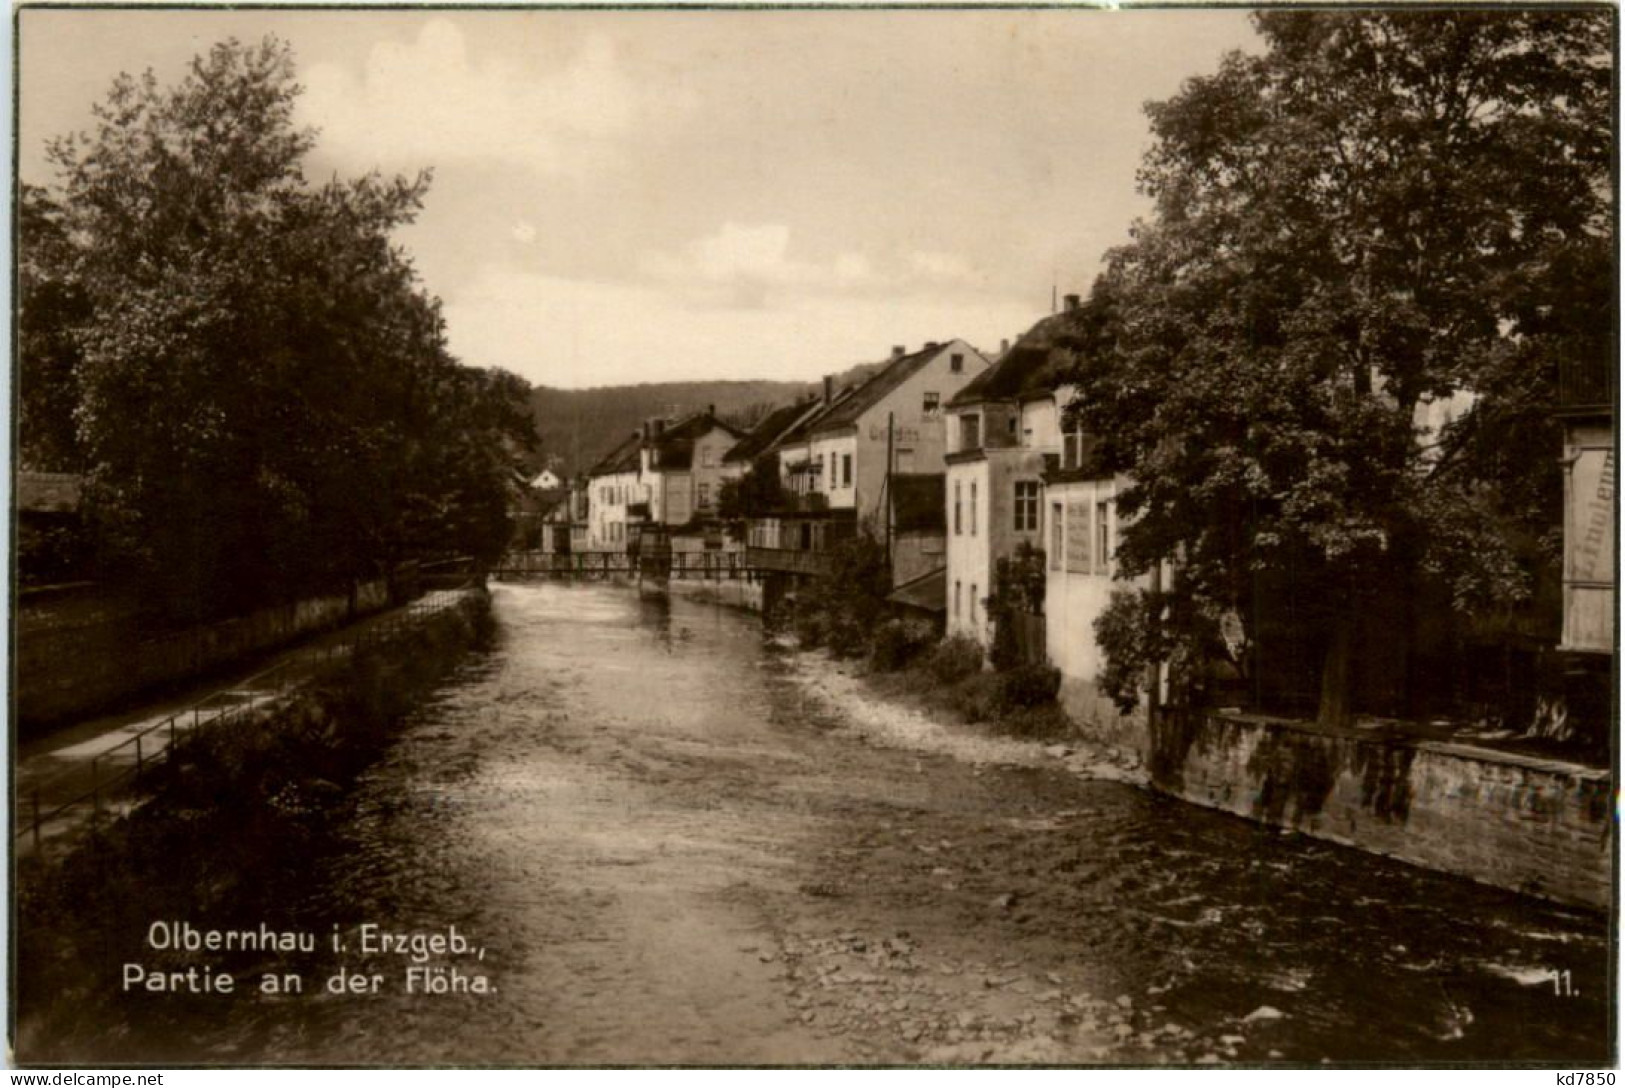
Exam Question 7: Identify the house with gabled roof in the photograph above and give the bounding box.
[801,339,991,534]
[640,407,745,527]
[943,344,1063,648]
[584,431,647,550]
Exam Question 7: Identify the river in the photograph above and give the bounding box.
[174,581,1613,1064]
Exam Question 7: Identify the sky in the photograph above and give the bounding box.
[17,7,1260,389]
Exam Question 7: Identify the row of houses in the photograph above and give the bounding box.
[518,308,1147,723]
[518,296,1612,733]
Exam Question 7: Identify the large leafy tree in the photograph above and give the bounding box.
[1072,10,1612,725]
[29,37,533,619]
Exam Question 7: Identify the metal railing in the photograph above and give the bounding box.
[15,584,477,859]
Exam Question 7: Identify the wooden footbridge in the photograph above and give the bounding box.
[492,549,755,581]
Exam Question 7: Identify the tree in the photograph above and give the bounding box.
[29,37,534,619]
[1070,11,1612,725]
[17,184,91,473]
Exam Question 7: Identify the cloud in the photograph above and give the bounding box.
[637,222,876,308]
[512,221,538,245]
[441,262,1039,389]
[298,19,684,173]
[637,223,994,310]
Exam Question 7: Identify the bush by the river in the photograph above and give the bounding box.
[869,619,927,672]
[926,634,985,684]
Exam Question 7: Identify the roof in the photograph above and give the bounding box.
[723,400,814,464]
[887,568,946,613]
[586,432,642,478]
[947,345,1060,408]
[810,341,982,436]
[769,387,856,451]
[650,412,745,471]
[889,473,945,533]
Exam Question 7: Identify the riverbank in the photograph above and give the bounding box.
[14,590,491,1064]
[779,634,1612,914]
[776,642,1146,786]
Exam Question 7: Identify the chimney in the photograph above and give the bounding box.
[1064,293,1081,312]
[925,341,940,352]
[822,375,834,405]
[891,345,906,360]
[652,418,665,437]
[1000,338,1010,354]
[706,403,716,418]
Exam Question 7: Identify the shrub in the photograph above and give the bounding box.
[927,634,985,684]
[792,603,828,649]
[957,671,1003,722]
[869,619,922,672]
[997,663,1061,710]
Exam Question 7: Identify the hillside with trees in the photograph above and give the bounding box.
[530,359,889,477]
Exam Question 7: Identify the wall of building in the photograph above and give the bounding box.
[945,458,992,642]
[588,469,646,549]
[1044,475,1133,690]
[842,340,991,532]
[689,426,739,519]
[1147,710,1612,911]
[1561,418,1614,653]
[810,432,859,511]
[892,530,944,588]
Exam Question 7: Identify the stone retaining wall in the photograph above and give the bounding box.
[18,578,394,732]
[1141,710,1612,911]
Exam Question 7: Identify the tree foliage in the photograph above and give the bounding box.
[1069,11,1612,724]
[25,38,534,618]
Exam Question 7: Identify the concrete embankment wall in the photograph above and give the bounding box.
[1067,697,1612,910]
[18,578,394,733]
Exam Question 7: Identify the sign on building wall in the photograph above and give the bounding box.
[1065,500,1092,573]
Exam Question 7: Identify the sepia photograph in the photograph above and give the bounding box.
[9,2,1618,1070]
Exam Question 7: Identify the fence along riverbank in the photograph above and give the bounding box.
[15,576,484,863]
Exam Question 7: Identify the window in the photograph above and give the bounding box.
[842,453,852,487]
[970,482,978,536]
[970,583,978,624]
[953,481,962,535]
[701,447,717,468]
[1065,501,1092,573]
[1063,430,1086,471]
[954,580,962,617]
[1050,504,1063,569]
[1008,416,1018,436]
[960,413,981,450]
[1015,481,1039,532]
[699,483,712,509]
[951,352,964,373]
[924,391,941,417]
[1096,499,1111,574]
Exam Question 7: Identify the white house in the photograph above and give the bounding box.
[583,432,648,551]
[942,346,1061,647]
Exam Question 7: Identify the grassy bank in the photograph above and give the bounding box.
[14,593,492,1065]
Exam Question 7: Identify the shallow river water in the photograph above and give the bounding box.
[207,582,1611,1064]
